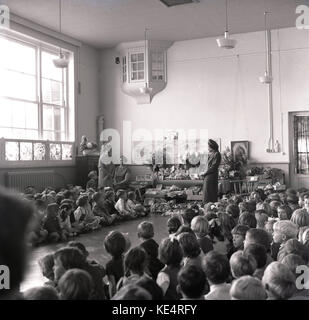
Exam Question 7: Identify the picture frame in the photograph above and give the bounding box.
[231,140,249,162]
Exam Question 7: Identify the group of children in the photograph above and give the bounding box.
[20,186,309,299]
[24,177,148,246]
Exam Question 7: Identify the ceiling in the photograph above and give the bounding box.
[3,0,300,49]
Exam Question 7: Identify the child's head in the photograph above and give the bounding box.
[273,221,298,244]
[230,276,267,300]
[136,275,163,300]
[291,208,309,228]
[262,262,296,300]
[127,191,136,201]
[243,243,267,269]
[137,221,154,240]
[178,232,201,259]
[202,251,230,285]
[277,239,309,264]
[104,231,127,259]
[244,228,271,252]
[92,192,103,204]
[53,247,85,283]
[231,225,249,249]
[238,212,257,228]
[191,216,209,238]
[265,219,276,240]
[229,251,257,279]
[76,194,89,207]
[281,253,306,277]
[158,237,183,268]
[112,284,151,300]
[38,253,55,281]
[226,204,240,220]
[124,247,147,276]
[182,208,199,226]
[88,170,98,180]
[277,205,292,220]
[58,269,94,300]
[46,203,59,218]
[67,241,89,260]
[167,216,181,234]
[116,189,127,200]
[178,264,207,299]
[23,286,59,300]
[254,210,269,229]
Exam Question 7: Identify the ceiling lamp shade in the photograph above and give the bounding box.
[53,0,68,68]
[216,0,236,49]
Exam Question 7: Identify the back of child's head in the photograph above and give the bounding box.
[54,247,85,270]
[262,262,296,299]
[226,204,240,220]
[125,247,147,275]
[231,224,249,238]
[245,228,271,252]
[127,191,136,200]
[58,269,94,300]
[281,253,306,277]
[112,284,152,300]
[68,241,89,259]
[175,225,195,238]
[243,243,267,269]
[191,216,209,238]
[23,285,59,300]
[277,238,309,264]
[202,251,230,285]
[273,220,299,243]
[217,211,236,241]
[167,216,181,234]
[178,232,200,259]
[255,210,269,229]
[38,253,55,281]
[230,276,267,300]
[76,194,88,207]
[178,264,207,299]
[230,250,257,278]
[291,208,309,228]
[137,221,154,240]
[238,212,257,228]
[136,275,163,300]
[104,231,127,259]
[159,237,183,268]
[182,208,199,226]
[116,189,126,199]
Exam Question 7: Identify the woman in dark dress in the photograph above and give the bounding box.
[201,139,221,204]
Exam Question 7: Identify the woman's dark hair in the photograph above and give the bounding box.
[202,251,230,284]
[124,247,147,276]
[104,231,127,258]
[159,237,183,267]
[178,232,201,258]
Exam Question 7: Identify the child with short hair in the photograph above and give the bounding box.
[137,221,164,280]
[244,243,267,280]
[167,216,181,238]
[114,189,132,219]
[178,264,207,300]
[127,191,148,217]
[230,276,267,300]
[43,203,66,242]
[277,205,292,220]
[92,192,117,226]
[202,251,231,300]
[157,237,183,300]
[178,232,202,268]
[104,231,129,298]
[230,250,257,279]
[255,210,269,230]
[38,254,55,287]
[227,224,249,259]
[86,171,98,190]
[191,216,213,255]
[238,212,257,228]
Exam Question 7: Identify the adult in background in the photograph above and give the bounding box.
[201,139,221,204]
[113,155,131,191]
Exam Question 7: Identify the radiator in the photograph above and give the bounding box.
[6,170,55,192]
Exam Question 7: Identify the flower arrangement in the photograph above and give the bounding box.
[219,147,247,179]
[80,135,98,155]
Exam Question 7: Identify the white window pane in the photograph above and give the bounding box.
[0,98,12,127]
[50,143,61,160]
[25,103,39,129]
[33,143,46,160]
[42,51,63,81]
[42,79,62,105]
[43,106,54,130]
[0,37,36,75]
[62,144,72,160]
[5,142,19,161]
[20,142,33,160]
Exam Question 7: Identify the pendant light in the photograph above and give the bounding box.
[216,0,236,49]
[140,28,153,94]
[259,11,273,84]
[53,0,69,68]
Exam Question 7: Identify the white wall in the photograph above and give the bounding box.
[99,27,309,183]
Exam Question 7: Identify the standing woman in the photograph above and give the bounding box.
[201,139,221,204]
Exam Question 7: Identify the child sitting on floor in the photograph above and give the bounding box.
[86,171,98,190]
[59,202,78,237]
[137,221,164,280]
[38,253,55,287]
[114,189,132,220]
[127,191,148,217]
[43,203,66,242]
[191,216,213,255]
[92,192,117,226]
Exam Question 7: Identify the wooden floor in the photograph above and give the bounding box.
[21,214,228,292]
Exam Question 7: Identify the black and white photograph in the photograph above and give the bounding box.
[1,0,309,314]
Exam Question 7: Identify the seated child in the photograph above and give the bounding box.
[23,286,59,300]
[116,247,151,292]
[229,250,257,279]
[227,224,249,259]
[157,237,183,300]
[29,199,48,246]
[137,221,164,280]
[58,269,94,300]
[178,264,208,300]
[104,231,130,298]
[238,212,257,228]
[102,189,119,217]
[291,208,309,228]
[92,192,117,226]
[74,194,102,232]
[167,215,182,238]
[38,253,55,287]
[230,276,267,300]
[114,189,132,220]
[59,202,78,237]
[178,232,202,269]
[262,262,296,299]
[244,243,267,280]
[255,210,269,230]
[202,251,231,300]
[42,203,66,242]
[277,205,292,220]
[136,275,164,300]
[191,216,213,255]
[86,171,98,190]
[127,191,148,217]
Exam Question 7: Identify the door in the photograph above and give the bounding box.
[289,112,309,190]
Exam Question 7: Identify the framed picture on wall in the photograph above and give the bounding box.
[231,141,249,162]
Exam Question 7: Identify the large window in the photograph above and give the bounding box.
[0,33,74,142]
[294,115,309,174]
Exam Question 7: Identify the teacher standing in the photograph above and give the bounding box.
[201,139,222,204]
